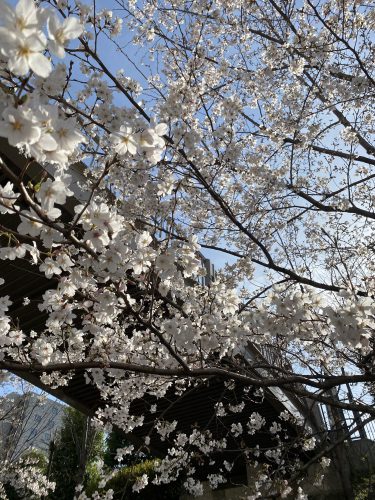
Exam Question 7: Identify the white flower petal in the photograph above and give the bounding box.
[155,123,168,136]
[0,1,16,26]
[26,32,47,51]
[48,39,65,58]
[46,12,61,40]
[38,133,58,151]
[28,52,52,78]
[127,140,137,155]
[8,55,29,76]
[0,28,17,53]
[63,16,84,39]
[15,0,37,22]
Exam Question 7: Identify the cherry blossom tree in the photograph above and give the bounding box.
[0,0,374,497]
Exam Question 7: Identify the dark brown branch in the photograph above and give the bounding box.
[4,360,375,394]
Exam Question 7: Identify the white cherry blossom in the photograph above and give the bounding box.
[17,209,43,237]
[39,258,62,278]
[36,177,72,210]
[0,182,18,214]
[110,125,137,155]
[137,123,167,162]
[0,106,41,147]
[47,13,83,58]
[0,0,40,36]
[0,30,51,77]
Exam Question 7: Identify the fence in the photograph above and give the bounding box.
[318,403,375,442]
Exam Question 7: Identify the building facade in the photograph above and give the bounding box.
[0,391,64,461]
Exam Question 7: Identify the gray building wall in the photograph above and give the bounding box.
[0,392,64,461]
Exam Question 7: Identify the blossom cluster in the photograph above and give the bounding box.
[0,457,55,498]
[0,0,83,78]
[110,122,168,163]
[0,103,85,168]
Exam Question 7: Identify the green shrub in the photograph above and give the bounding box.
[105,458,182,499]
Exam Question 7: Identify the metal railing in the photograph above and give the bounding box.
[318,403,375,442]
